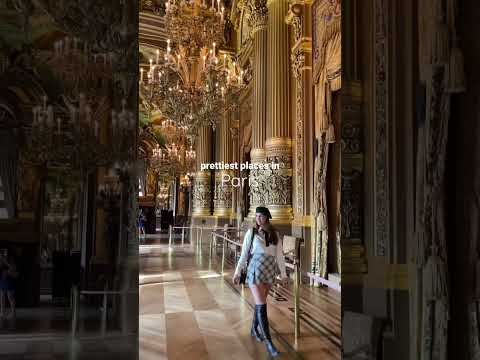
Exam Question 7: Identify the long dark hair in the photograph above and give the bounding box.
[254,221,278,246]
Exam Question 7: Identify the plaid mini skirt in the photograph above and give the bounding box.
[247,253,280,285]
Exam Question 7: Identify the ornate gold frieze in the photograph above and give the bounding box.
[264,137,293,220]
[292,215,314,227]
[248,0,268,35]
[140,0,164,15]
[248,148,266,216]
[285,4,302,42]
[192,171,212,216]
[213,170,233,217]
[293,72,304,215]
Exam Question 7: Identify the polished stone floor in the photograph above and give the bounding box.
[139,233,341,360]
[0,301,137,359]
[0,334,137,359]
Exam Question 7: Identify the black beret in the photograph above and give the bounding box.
[255,206,272,219]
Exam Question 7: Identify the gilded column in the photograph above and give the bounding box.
[247,0,269,218]
[230,121,240,221]
[286,0,315,276]
[213,112,233,217]
[192,126,212,216]
[265,0,293,221]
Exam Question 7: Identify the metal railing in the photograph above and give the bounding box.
[168,225,191,247]
[209,232,242,275]
[71,285,136,339]
[168,224,240,248]
[306,272,341,292]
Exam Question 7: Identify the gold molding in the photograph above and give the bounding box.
[384,264,409,290]
[292,215,314,227]
[250,147,266,162]
[362,264,410,290]
[342,80,363,100]
[17,212,34,219]
[292,37,312,53]
[265,137,293,148]
[291,0,314,5]
[195,171,211,179]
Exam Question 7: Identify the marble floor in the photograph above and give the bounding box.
[139,233,341,360]
[0,334,137,359]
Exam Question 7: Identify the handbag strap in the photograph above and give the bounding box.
[245,227,255,268]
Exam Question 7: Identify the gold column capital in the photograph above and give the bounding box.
[250,147,266,162]
[265,136,293,149]
[266,0,288,7]
[248,0,269,36]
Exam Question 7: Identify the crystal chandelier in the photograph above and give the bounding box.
[140,43,244,133]
[110,100,137,163]
[159,117,189,145]
[139,0,244,136]
[151,143,181,166]
[165,0,226,52]
[150,140,196,176]
[25,96,67,165]
[24,34,137,170]
[185,145,196,163]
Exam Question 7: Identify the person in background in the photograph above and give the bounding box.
[0,253,17,319]
[233,207,288,358]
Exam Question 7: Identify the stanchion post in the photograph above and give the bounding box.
[169,225,173,247]
[210,233,214,259]
[234,245,238,266]
[190,223,193,246]
[221,239,226,275]
[71,285,78,339]
[294,257,300,342]
[293,238,303,344]
[181,228,185,246]
[101,287,107,337]
[121,291,127,335]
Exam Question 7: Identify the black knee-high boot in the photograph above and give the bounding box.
[251,305,264,342]
[256,304,280,357]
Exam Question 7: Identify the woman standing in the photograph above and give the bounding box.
[233,207,287,357]
[138,209,146,240]
[0,253,17,319]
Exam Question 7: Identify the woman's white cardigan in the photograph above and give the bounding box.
[234,228,287,279]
